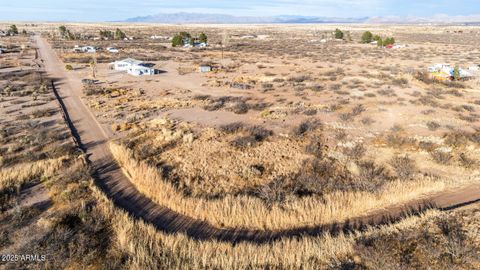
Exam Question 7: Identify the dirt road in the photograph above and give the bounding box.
[35,35,480,243]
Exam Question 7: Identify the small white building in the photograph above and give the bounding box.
[469,65,480,72]
[199,65,212,73]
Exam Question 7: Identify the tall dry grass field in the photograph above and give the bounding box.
[92,181,452,269]
[110,142,475,230]
[0,157,67,192]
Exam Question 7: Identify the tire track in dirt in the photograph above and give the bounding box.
[34,35,480,244]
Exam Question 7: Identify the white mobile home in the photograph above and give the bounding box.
[112,58,154,76]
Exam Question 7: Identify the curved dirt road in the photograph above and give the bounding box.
[35,35,480,243]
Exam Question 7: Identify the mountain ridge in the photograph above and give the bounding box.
[122,12,480,24]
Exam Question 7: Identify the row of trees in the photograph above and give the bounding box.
[172,31,208,47]
[361,31,395,46]
[99,29,126,40]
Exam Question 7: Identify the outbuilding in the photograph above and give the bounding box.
[199,64,212,73]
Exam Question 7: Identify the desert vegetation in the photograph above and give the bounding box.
[1,23,480,269]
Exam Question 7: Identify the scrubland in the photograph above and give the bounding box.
[1,24,480,269]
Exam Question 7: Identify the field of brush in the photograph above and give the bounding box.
[48,24,480,230]
[1,24,479,269]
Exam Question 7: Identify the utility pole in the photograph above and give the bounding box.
[221,30,228,67]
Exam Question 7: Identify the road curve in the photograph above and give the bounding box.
[34,35,480,244]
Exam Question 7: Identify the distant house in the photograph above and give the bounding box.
[428,63,473,81]
[199,64,212,73]
[0,30,7,37]
[151,35,171,40]
[106,47,119,53]
[393,44,407,49]
[83,46,96,53]
[0,48,5,54]
[194,42,208,48]
[240,35,256,39]
[72,46,96,53]
[72,45,83,53]
[469,65,480,72]
[111,58,155,76]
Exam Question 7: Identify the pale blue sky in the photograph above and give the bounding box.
[0,0,479,21]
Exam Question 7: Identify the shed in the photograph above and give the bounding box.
[199,65,212,73]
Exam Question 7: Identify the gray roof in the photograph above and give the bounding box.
[117,58,143,65]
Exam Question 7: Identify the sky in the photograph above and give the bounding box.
[0,0,480,22]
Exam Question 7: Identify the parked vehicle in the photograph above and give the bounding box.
[107,47,119,53]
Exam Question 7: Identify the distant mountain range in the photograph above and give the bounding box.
[123,13,367,24]
[123,12,480,24]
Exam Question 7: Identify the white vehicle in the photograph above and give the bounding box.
[82,46,96,53]
[107,47,119,53]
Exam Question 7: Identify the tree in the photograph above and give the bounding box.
[373,35,382,42]
[100,30,114,39]
[199,32,208,43]
[453,67,461,81]
[66,30,75,40]
[179,31,191,39]
[59,26,75,40]
[8,24,18,35]
[334,28,344,39]
[171,34,183,47]
[377,38,384,46]
[115,28,126,40]
[361,31,373,43]
[59,25,67,37]
[22,29,27,36]
[172,32,192,47]
[383,37,395,46]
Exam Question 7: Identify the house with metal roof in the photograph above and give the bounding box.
[111,58,155,76]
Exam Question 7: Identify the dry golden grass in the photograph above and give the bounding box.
[0,157,67,191]
[110,142,475,230]
[92,183,352,269]
[92,180,448,269]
